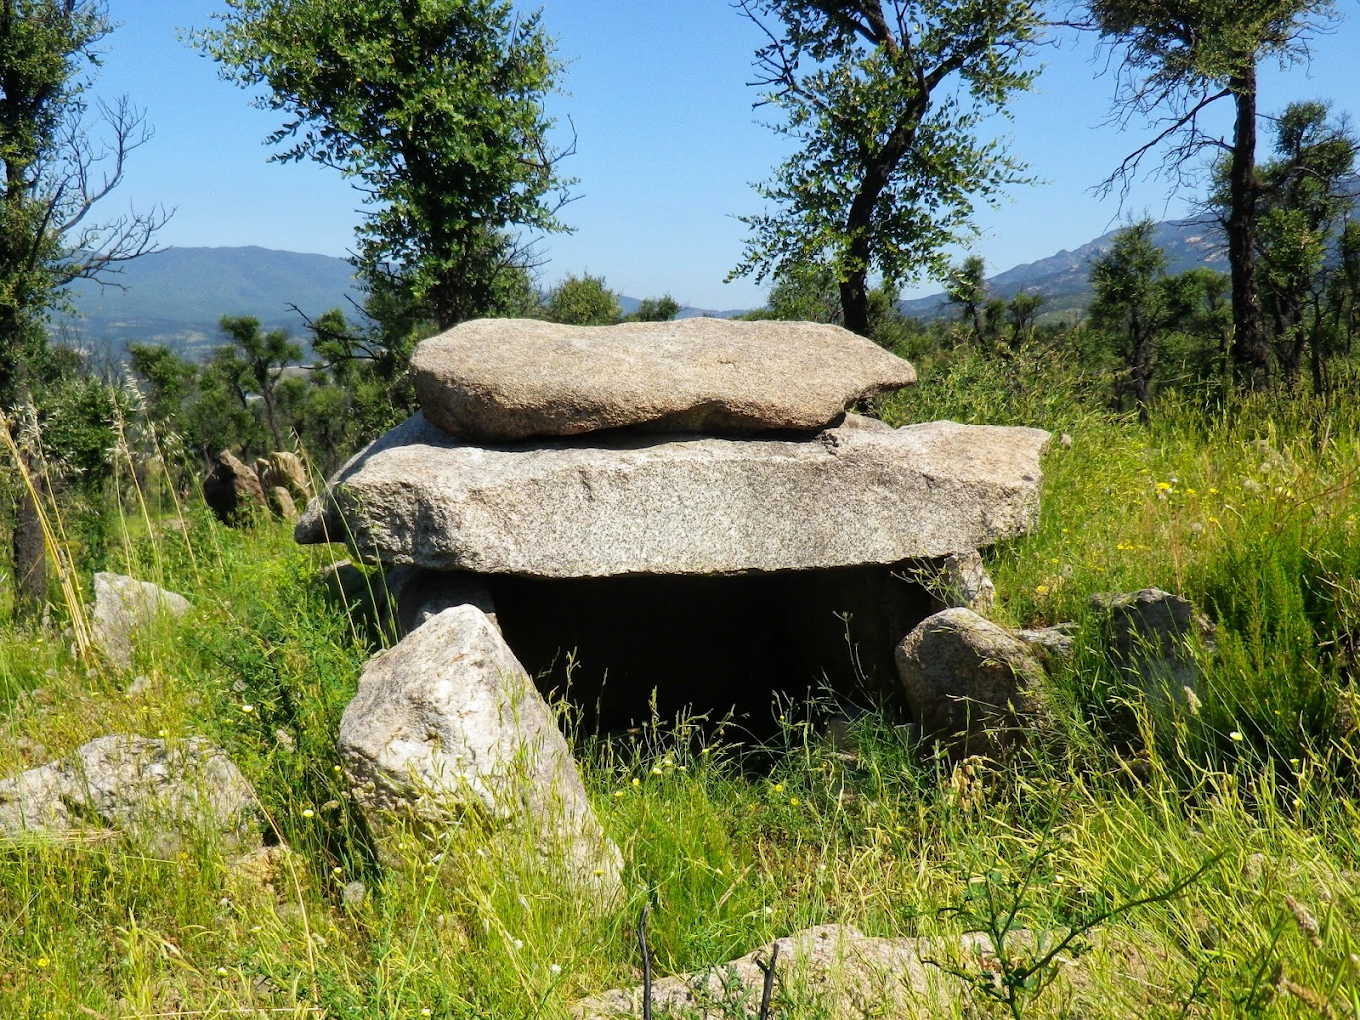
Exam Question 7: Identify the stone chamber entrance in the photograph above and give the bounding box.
[485,562,936,742]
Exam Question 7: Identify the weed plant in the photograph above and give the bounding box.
[1,352,1359,1017]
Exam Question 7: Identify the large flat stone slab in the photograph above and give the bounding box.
[410,317,916,440]
[297,414,1049,577]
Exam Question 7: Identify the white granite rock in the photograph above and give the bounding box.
[91,572,192,668]
[297,413,1050,577]
[0,735,258,854]
[338,605,621,896]
[411,317,916,440]
[572,924,1108,1019]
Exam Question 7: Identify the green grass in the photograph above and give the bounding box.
[2,354,1360,1018]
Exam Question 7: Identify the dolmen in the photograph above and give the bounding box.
[299,316,1050,719]
[297,318,1048,883]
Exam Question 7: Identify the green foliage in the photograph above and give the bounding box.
[1087,0,1342,374]
[543,272,622,326]
[728,0,1040,334]
[128,317,307,465]
[1087,0,1337,83]
[761,264,843,325]
[194,0,573,329]
[214,316,303,451]
[933,803,1220,1020]
[945,254,988,339]
[1007,290,1045,347]
[128,344,196,426]
[296,290,432,472]
[128,288,428,478]
[1253,101,1359,386]
[1086,221,1233,418]
[623,294,681,323]
[0,0,106,403]
[1089,220,1167,421]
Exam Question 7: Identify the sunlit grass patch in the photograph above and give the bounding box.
[3,353,1360,1016]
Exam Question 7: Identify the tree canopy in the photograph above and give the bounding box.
[1086,0,1341,377]
[194,0,574,329]
[543,273,622,326]
[727,0,1041,336]
[0,0,166,406]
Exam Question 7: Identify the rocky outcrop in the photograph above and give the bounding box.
[90,572,192,668]
[297,413,1050,577]
[411,317,917,440]
[0,735,258,855]
[257,450,312,504]
[204,449,267,524]
[206,450,311,525]
[895,608,1048,757]
[337,605,621,897]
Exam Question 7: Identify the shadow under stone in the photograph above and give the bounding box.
[486,563,934,743]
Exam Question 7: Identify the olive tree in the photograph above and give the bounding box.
[727,0,1041,336]
[194,0,574,330]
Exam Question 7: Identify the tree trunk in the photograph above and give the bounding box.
[262,392,284,451]
[838,126,910,339]
[1131,313,1152,426]
[1227,61,1269,379]
[10,428,46,623]
[839,272,871,336]
[1309,309,1327,396]
[430,272,460,332]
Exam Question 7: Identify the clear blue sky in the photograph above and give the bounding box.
[91,2,1360,310]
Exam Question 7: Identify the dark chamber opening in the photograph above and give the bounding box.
[487,563,933,742]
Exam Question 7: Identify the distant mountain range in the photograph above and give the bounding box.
[60,246,364,358]
[58,246,750,357]
[56,216,1238,356]
[898,215,1228,322]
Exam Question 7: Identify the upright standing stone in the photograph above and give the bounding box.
[1091,588,1215,705]
[938,550,997,613]
[895,608,1047,758]
[338,605,621,897]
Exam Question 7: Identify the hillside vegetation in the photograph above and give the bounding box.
[1,339,1358,1018]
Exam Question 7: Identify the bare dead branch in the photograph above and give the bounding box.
[1093,87,1232,202]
